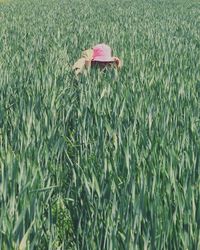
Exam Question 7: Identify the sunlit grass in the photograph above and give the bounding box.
[0,0,9,3]
[0,0,200,249]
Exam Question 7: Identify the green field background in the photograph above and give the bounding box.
[0,0,200,249]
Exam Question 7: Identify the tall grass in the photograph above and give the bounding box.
[0,0,200,249]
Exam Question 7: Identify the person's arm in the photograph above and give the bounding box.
[72,49,93,75]
[113,57,122,69]
[72,58,86,75]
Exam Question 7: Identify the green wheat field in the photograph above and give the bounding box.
[0,0,200,249]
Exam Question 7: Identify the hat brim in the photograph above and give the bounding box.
[92,57,115,62]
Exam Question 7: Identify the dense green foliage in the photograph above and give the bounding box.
[0,0,200,249]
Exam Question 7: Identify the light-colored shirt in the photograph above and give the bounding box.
[72,49,93,75]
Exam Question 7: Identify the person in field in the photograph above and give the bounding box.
[72,43,122,75]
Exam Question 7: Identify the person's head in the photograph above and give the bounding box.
[91,61,117,71]
[92,44,121,71]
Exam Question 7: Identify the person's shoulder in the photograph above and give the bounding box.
[81,49,93,60]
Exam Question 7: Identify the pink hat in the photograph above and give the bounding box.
[92,44,115,62]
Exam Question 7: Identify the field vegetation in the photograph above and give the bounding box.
[0,0,200,249]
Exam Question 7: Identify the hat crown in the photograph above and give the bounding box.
[92,44,113,62]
